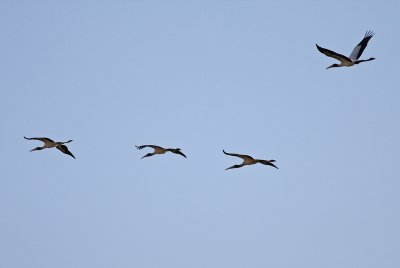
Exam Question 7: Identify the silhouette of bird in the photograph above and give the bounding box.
[24,136,75,159]
[316,30,375,69]
[135,145,187,159]
[223,149,277,170]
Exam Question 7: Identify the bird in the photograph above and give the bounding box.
[24,136,75,159]
[316,30,375,69]
[223,149,278,170]
[135,145,187,159]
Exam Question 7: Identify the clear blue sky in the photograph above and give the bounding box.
[1,1,399,267]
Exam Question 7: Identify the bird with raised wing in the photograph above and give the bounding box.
[223,150,278,170]
[135,145,187,159]
[24,136,75,159]
[316,30,375,69]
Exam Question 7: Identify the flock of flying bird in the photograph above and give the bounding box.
[24,31,376,171]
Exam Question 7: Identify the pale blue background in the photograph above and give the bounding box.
[1,1,399,267]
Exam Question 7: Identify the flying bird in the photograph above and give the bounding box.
[24,136,75,159]
[135,145,187,159]
[316,30,375,69]
[223,150,278,170]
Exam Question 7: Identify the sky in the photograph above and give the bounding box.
[1,1,399,267]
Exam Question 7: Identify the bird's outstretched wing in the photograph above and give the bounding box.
[349,30,374,60]
[316,44,352,63]
[24,136,54,143]
[135,145,163,150]
[223,150,253,161]
[56,145,75,159]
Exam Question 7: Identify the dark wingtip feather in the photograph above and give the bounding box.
[315,44,324,53]
[365,30,374,38]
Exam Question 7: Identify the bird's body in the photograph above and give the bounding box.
[24,136,75,159]
[223,150,278,170]
[135,145,187,159]
[316,30,375,69]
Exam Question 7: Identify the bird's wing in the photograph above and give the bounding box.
[223,150,253,161]
[316,44,352,63]
[349,30,374,60]
[56,145,75,159]
[135,145,162,150]
[24,136,54,143]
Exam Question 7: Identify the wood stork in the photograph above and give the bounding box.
[135,145,187,159]
[223,150,278,170]
[24,136,75,159]
[316,30,375,69]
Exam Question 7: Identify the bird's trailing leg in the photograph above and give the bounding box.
[225,164,243,171]
[259,160,279,169]
[354,57,376,64]
[326,64,340,70]
[141,153,154,159]
[30,147,44,152]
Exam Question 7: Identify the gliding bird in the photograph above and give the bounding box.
[223,150,278,170]
[316,30,375,69]
[24,136,75,159]
[135,145,187,159]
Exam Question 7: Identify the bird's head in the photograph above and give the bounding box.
[172,148,186,158]
[326,64,340,69]
[30,147,43,152]
[65,140,73,143]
